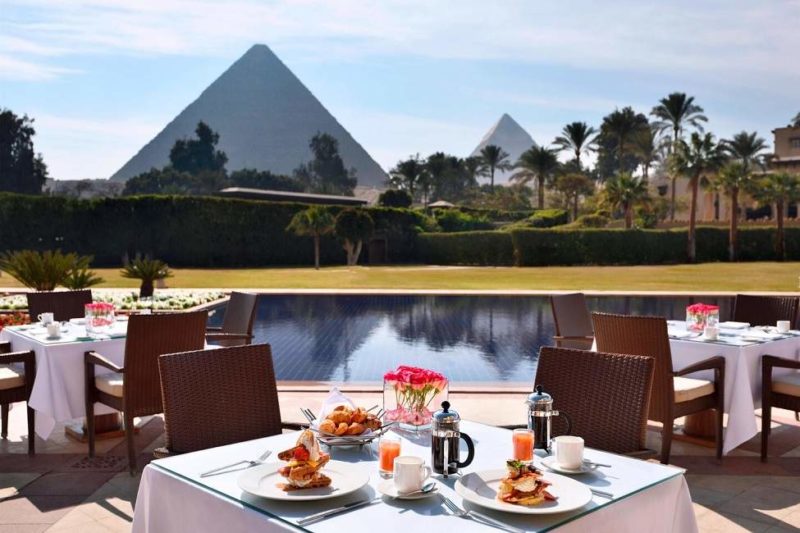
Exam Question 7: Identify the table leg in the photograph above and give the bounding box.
[673,410,717,448]
[65,413,139,442]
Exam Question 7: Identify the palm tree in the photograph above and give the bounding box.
[553,122,598,167]
[286,206,335,269]
[630,125,662,182]
[752,172,800,260]
[723,131,767,175]
[479,145,512,191]
[389,155,425,200]
[601,107,646,167]
[651,93,708,220]
[603,173,649,229]
[793,112,800,128]
[671,132,725,262]
[555,173,595,221]
[463,156,482,186]
[711,162,750,260]
[511,145,560,208]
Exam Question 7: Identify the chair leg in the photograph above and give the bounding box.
[125,414,137,475]
[27,405,35,455]
[86,401,96,458]
[715,408,723,461]
[1,403,8,438]
[761,402,771,462]
[660,421,673,464]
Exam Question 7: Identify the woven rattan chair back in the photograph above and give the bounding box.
[536,346,654,454]
[221,292,259,336]
[592,312,673,424]
[123,311,207,418]
[550,293,593,349]
[158,344,283,454]
[27,290,92,322]
[733,294,799,327]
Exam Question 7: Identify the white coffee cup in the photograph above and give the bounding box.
[704,325,719,341]
[393,456,431,494]
[553,435,584,469]
[777,320,791,334]
[46,322,61,338]
[38,312,54,325]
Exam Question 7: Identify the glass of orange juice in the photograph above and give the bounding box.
[512,428,534,463]
[379,435,401,478]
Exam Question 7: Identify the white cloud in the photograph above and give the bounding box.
[0,54,78,81]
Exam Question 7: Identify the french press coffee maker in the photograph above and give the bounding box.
[526,385,571,452]
[431,401,475,477]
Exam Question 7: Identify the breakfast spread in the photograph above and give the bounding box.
[277,430,331,491]
[318,405,382,436]
[497,460,556,506]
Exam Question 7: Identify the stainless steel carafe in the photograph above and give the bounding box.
[431,401,475,478]
[526,385,571,452]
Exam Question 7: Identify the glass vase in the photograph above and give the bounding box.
[382,379,448,432]
[85,303,115,337]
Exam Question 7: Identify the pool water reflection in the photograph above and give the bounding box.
[208,295,731,384]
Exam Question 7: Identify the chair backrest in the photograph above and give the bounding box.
[123,311,208,418]
[536,346,654,454]
[221,292,259,335]
[27,290,92,322]
[733,294,799,327]
[592,312,673,424]
[550,293,593,349]
[158,344,283,454]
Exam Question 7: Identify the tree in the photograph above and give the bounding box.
[378,189,412,208]
[671,132,725,262]
[169,121,228,175]
[122,167,226,196]
[751,172,800,260]
[630,125,662,182]
[722,131,767,176]
[426,152,469,202]
[463,156,483,185]
[334,209,374,266]
[228,168,304,192]
[603,173,649,229]
[388,155,426,200]
[555,173,594,221]
[553,122,598,167]
[650,93,708,220]
[792,112,800,128]
[711,162,751,260]
[0,108,48,194]
[287,206,335,269]
[294,132,357,195]
[597,107,649,179]
[478,144,511,191]
[511,145,559,209]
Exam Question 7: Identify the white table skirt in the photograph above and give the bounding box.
[132,422,697,533]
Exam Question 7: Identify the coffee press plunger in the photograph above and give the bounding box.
[431,401,475,478]
[526,385,571,452]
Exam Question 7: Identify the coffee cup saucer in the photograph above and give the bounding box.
[540,456,596,475]
[377,480,438,500]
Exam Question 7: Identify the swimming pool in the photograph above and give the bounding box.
[208,294,731,384]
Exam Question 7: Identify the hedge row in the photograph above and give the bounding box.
[417,231,514,266]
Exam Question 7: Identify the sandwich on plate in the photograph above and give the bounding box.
[497,460,556,506]
[276,430,331,491]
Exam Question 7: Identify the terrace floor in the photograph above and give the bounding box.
[1,391,799,532]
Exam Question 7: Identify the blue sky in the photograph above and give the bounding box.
[1,0,799,180]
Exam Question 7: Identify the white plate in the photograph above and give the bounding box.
[718,321,750,329]
[69,318,86,325]
[237,460,368,501]
[455,469,592,515]
[540,457,597,475]
[377,480,438,500]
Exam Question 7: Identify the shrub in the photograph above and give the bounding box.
[434,209,493,232]
[418,231,514,265]
[528,209,569,228]
[378,189,413,208]
[0,249,98,291]
[334,209,375,265]
[121,254,172,297]
[569,213,610,228]
[63,265,104,290]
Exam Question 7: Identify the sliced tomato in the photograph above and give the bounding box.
[293,447,310,461]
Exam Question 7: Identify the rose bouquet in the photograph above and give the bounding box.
[686,303,719,332]
[383,365,448,430]
[85,302,116,336]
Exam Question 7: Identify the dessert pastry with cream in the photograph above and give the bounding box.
[276,430,332,491]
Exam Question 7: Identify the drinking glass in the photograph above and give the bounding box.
[512,428,534,463]
[378,435,401,478]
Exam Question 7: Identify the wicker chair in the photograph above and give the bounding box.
[85,311,207,473]
[550,293,594,350]
[535,346,654,455]
[206,292,259,347]
[592,312,725,464]
[27,290,92,322]
[0,342,36,455]
[155,344,300,458]
[761,356,800,461]
[733,294,799,327]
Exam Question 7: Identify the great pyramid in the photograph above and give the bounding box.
[111,44,387,187]
[470,113,536,185]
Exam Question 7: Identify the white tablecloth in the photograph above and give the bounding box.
[667,322,800,453]
[132,421,697,533]
[0,322,127,439]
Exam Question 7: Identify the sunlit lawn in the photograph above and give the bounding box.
[3,263,799,292]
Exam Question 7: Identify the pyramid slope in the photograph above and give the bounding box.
[111,44,387,187]
[470,114,536,185]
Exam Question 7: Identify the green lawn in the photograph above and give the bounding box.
[3,263,799,292]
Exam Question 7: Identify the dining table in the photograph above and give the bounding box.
[132,420,697,533]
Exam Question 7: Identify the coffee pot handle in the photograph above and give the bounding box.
[457,432,475,468]
[561,411,573,436]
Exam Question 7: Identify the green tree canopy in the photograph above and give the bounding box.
[378,189,413,208]
[287,206,335,269]
[389,155,426,200]
[228,168,303,192]
[554,173,594,221]
[553,121,598,167]
[122,167,227,196]
[603,173,649,229]
[596,107,649,180]
[334,208,374,266]
[478,144,512,190]
[295,132,357,196]
[169,121,228,175]
[0,108,48,194]
[512,145,560,209]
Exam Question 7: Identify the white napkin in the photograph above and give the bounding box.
[317,387,356,420]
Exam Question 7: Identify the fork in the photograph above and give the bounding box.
[440,495,524,533]
[301,408,317,423]
[199,449,272,478]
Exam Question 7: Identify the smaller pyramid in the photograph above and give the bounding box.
[470,114,536,185]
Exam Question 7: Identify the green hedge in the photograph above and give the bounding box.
[417,231,514,266]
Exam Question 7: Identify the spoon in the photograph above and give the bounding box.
[399,481,437,496]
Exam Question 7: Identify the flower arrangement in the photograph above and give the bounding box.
[383,365,448,430]
[0,312,30,332]
[0,290,226,312]
[85,302,115,335]
[686,303,719,332]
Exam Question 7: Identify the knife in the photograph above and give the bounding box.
[297,497,381,526]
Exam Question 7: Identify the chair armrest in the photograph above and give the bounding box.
[85,351,124,373]
[674,356,725,377]
[0,349,35,365]
[763,354,800,372]
[553,335,594,341]
[281,422,305,431]
[205,326,223,332]
[206,332,253,342]
[0,341,11,354]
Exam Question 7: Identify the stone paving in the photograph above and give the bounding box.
[1,391,799,532]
